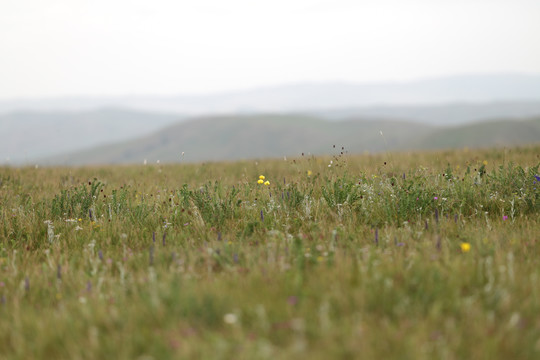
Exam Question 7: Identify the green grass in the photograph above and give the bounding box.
[1,145,539,359]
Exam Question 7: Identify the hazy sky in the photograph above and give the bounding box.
[1,0,539,99]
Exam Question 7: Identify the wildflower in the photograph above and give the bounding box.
[259,175,265,180]
[483,160,488,166]
[307,170,312,176]
[434,196,438,200]
[257,179,264,184]
[287,296,298,306]
[460,242,471,253]
[264,180,270,186]
[503,215,508,221]
[534,175,540,182]
[223,313,238,324]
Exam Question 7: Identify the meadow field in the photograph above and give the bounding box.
[0,145,539,359]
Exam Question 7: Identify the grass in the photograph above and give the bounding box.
[0,145,539,359]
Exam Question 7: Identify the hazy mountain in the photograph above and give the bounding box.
[414,118,540,149]
[3,100,540,165]
[0,108,183,163]
[313,101,540,125]
[42,115,540,166]
[3,72,540,165]
[2,74,540,115]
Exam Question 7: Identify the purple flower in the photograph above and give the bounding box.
[535,175,540,182]
[503,215,508,221]
[287,296,298,306]
[434,196,438,200]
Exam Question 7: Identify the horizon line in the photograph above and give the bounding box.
[1,71,540,103]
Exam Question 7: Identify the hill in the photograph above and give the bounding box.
[414,117,540,149]
[313,100,540,125]
[4,101,540,164]
[0,108,183,163]
[43,115,540,165]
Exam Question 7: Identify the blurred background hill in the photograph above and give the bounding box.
[2,74,540,165]
[41,114,540,165]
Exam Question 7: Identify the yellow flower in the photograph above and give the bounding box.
[483,160,488,166]
[259,175,265,180]
[264,181,270,186]
[460,242,471,253]
[257,179,264,184]
[307,170,313,176]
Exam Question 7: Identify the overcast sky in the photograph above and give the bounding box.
[1,0,539,99]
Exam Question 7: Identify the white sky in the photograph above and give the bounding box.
[1,0,539,99]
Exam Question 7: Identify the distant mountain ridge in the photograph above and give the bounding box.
[312,101,540,125]
[43,114,540,166]
[3,101,540,165]
[2,73,540,115]
[0,109,183,163]
[3,73,540,165]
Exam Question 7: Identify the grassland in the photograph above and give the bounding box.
[1,145,539,359]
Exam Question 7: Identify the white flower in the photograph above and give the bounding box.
[223,313,238,324]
